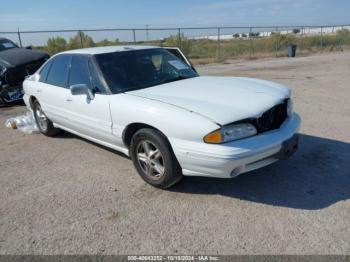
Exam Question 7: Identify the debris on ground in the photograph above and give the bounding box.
[5,111,39,134]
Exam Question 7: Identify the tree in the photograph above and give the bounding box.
[241,33,247,38]
[233,33,240,38]
[68,32,95,49]
[293,29,301,34]
[45,36,67,55]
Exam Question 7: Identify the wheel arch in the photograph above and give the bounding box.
[28,96,38,110]
[122,122,169,149]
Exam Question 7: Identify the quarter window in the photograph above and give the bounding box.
[39,60,53,82]
[46,55,71,88]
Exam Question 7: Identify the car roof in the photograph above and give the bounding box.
[60,45,159,55]
[0,37,13,42]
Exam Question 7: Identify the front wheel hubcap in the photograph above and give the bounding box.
[35,105,48,131]
[136,140,165,180]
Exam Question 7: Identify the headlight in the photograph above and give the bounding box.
[204,123,257,144]
[287,98,293,117]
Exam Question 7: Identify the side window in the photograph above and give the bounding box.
[68,55,91,88]
[46,55,71,88]
[39,60,53,82]
[88,59,105,93]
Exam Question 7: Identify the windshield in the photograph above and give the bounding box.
[94,48,198,93]
[0,39,18,52]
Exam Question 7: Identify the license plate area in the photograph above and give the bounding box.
[7,89,23,101]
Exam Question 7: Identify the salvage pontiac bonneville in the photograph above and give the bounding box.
[23,46,300,188]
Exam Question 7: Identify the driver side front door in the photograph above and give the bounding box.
[62,54,114,144]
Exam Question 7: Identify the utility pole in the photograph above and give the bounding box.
[17,27,23,48]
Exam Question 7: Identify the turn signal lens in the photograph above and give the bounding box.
[203,130,222,144]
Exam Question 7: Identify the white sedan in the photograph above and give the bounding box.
[23,46,300,188]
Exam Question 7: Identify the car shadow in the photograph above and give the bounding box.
[53,131,349,210]
[170,134,350,210]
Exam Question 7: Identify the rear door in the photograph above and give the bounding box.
[35,54,73,127]
[64,55,114,143]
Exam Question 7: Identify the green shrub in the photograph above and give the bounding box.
[68,32,95,49]
[163,34,192,55]
[45,36,67,55]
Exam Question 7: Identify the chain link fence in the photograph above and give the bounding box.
[1,24,350,64]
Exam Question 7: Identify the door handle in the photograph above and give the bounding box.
[66,98,73,102]
[36,89,42,93]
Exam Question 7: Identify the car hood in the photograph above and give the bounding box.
[126,76,291,125]
[0,48,49,68]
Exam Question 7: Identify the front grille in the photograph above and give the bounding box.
[255,100,288,132]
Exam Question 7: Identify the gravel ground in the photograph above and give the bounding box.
[0,51,349,255]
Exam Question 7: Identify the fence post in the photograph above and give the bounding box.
[133,29,136,44]
[300,26,303,52]
[17,28,23,48]
[275,26,278,57]
[79,30,83,48]
[320,26,323,52]
[146,25,149,42]
[249,27,253,59]
[177,28,181,49]
[217,27,221,62]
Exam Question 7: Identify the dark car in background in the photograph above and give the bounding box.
[0,37,49,106]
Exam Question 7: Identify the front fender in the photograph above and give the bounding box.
[109,93,220,147]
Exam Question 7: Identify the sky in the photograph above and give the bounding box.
[1,0,349,45]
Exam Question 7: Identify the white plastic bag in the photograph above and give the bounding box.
[5,111,39,134]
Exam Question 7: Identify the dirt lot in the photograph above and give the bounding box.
[0,51,349,255]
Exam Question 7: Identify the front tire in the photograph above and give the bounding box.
[130,128,183,189]
[33,100,59,137]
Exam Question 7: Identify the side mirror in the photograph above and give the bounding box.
[25,46,32,50]
[70,84,94,100]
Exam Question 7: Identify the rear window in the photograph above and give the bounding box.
[0,39,18,51]
[46,55,71,88]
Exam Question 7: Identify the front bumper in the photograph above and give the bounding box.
[0,85,24,104]
[171,113,301,178]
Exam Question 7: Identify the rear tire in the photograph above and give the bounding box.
[33,100,60,137]
[130,128,183,189]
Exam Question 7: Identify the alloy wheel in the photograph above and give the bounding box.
[136,140,165,180]
[35,105,48,132]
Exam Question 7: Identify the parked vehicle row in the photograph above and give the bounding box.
[23,46,300,188]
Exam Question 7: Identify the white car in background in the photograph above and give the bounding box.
[23,46,300,188]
